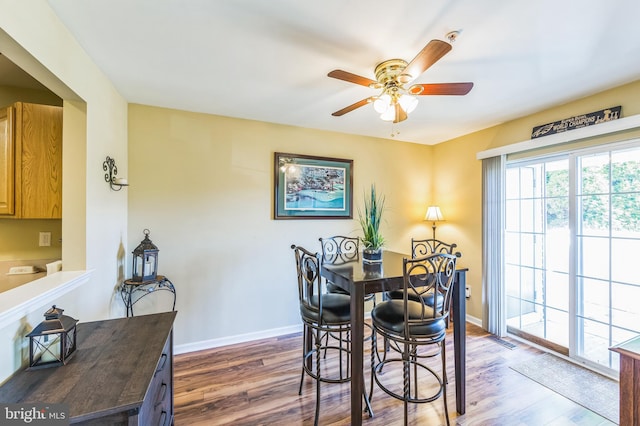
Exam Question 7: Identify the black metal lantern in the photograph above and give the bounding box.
[132,228,159,282]
[27,305,78,369]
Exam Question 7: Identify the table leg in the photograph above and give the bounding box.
[453,271,466,414]
[350,283,365,425]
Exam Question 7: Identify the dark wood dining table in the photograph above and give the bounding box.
[320,250,467,425]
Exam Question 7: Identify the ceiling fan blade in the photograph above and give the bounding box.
[393,103,408,123]
[408,82,474,96]
[400,40,452,83]
[331,98,373,116]
[328,70,378,88]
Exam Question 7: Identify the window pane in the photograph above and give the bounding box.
[506,168,520,199]
[546,307,568,346]
[547,196,569,229]
[579,236,610,281]
[611,283,640,332]
[521,199,534,232]
[546,161,569,197]
[505,264,521,298]
[547,271,568,311]
[505,200,520,231]
[520,234,535,267]
[579,194,610,235]
[611,148,640,193]
[579,278,610,323]
[579,318,611,368]
[579,153,610,195]
[547,228,569,274]
[611,238,640,284]
[612,193,640,234]
[505,232,520,265]
[520,166,537,198]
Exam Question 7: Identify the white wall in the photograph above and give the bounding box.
[0,1,128,382]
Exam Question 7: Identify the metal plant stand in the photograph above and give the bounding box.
[120,275,176,317]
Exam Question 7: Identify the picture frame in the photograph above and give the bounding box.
[274,152,353,219]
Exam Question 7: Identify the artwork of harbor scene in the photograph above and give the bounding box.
[274,153,353,219]
[285,164,346,211]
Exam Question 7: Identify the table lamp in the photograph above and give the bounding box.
[424,206,444,240]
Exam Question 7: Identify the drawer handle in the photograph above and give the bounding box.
[155,383,168,408]
[155,354,168,375]
[158,411,167,426]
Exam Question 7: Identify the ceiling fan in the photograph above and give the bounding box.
[328,35,473,123]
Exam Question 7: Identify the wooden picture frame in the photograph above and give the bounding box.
[274,152,353,220]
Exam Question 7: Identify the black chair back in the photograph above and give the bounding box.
[402,253,457,337]
[291,244,322,317]
[319,236,360,265]
[411,238,461,259]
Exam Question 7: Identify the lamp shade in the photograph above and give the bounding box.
[398,94,418,114]
[425,206,444,222]
[373,94,391,113]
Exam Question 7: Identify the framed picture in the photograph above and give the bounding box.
[274,152,353,219]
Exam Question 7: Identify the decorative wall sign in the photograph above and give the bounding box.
[274,152,353,219]
[531,106,622,139]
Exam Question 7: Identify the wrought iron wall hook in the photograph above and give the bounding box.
[103,156,128,191]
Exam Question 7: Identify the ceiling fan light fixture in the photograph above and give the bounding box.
[328,38,473,124]
[373,94,392,113]
[380,107,395,121]
[398,94,418,114]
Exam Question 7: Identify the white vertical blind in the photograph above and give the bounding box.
[482,155,507,336]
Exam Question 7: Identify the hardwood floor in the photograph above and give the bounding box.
[174,322,615,425]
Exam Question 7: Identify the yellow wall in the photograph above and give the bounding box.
[128,104,436,345]
[0,220,61,261]
[433,79,640,318]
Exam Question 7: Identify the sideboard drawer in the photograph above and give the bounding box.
[138,331,173,425]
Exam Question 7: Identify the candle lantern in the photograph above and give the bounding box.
[132,228,159,282]
[27,305,78,369]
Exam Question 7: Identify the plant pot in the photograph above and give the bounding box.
[362,248,383,264]
[363,261,383,278]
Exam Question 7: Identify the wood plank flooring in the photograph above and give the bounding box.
[174,322,616,425]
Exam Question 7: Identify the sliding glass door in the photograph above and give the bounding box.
[505,158,570,352]
[505,142,640,373]
[575,147,640,370]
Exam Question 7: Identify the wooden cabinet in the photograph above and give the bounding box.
[0,106,15,214]
[0,311,177,425]
[0,102,62,218]
[611,336,640,425]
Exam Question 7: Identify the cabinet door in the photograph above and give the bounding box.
[18,103,62,218]
[0,106,15,215]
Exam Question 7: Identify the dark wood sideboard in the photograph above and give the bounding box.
[0,311,177,425]
[611,336,640,425]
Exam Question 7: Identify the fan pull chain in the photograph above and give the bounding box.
[390,123,400,138]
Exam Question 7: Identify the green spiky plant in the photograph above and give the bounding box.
[358,184,385,250]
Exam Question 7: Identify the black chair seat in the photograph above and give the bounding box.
[385,289,444,309]
[300,293,351,324]
[327,282,350,295]
[372,299,446,338]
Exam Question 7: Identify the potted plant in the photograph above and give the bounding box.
[359,184,385,263]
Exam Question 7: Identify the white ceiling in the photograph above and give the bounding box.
[34,0,640,144]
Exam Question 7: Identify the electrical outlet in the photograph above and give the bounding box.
[465,285,471,298]
[39,232,51,247]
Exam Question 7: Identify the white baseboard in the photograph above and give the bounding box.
[466,314,482,327]
[174,324,302,355]
[176,313,483,355]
